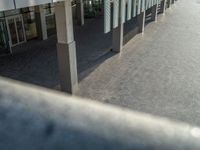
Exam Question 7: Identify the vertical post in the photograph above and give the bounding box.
[160,0,166,14]
[151,3,158,22]
[76,0,84,26]
[55,1,78,94]
[35,5,48,40]
[112,0,124,52]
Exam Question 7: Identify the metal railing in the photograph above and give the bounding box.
[0,77,200,150]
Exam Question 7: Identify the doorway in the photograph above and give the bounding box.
[6,15,26,47]
[0,19,9,54]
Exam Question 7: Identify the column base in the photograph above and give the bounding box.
[57,42,78,94]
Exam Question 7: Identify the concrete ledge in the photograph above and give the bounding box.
[0,77,200,150]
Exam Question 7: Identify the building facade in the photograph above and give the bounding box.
[0,4,56,54]
[0,0,172,94]
[0,0,102,55]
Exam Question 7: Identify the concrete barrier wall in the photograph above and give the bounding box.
[0,77,200,150]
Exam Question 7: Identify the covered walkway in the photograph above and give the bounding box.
[0,0,199,126]
[75,0,200,126]
[0,16,113,89]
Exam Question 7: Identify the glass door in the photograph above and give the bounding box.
[6,15,26,47]
[0,19,9,54]
[16,17,25,43]
[7,18,18,45]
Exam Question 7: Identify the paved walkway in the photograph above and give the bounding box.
[0,16,113,88]
[75,0,200,126]
[0,14,138,89]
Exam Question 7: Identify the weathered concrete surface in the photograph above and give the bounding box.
[76,0,200,126]
[0,0,200,127]
[1,78,200,150]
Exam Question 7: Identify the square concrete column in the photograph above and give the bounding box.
[160,0,166,14]
[112,1,124,53]
[151,4,158,22]
[137,11,146,33]
[76,0,84,26]
[35,5,48,40]
[55,1,78,94]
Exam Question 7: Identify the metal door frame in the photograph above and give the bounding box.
[0,19,11,54]
[6,14,26,47]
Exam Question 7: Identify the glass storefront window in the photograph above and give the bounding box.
[22,7,37,40]
[45,7,51,15]
[44,3,56,37]
[46,14,56,37]
[72,0,76,6]
[21,7,29,13]
[7,18,18,45]
[0,19,9,54]
[84,0,103,18]
[44,4,55,15]
[0,12,4,18]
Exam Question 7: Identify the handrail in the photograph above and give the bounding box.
[0,77,200,150]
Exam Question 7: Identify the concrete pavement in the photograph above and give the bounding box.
[75,0,200,126]
[0,0,200,127]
